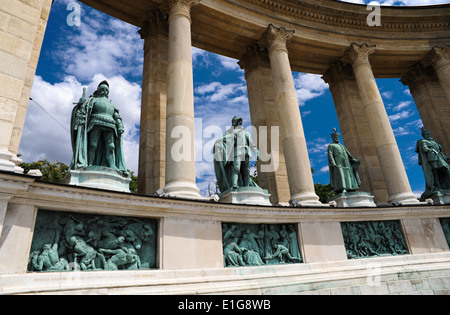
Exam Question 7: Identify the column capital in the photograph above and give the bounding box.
[259,24,295,56]
[400,63,438,93]
[160,0,201,23]
[322,61,354,86]
[422,46,450,71]
[341,43,375,68]
[238,44,271,78]
[139,10,169,40]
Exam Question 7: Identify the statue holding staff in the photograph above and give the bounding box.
[69,80,128,174]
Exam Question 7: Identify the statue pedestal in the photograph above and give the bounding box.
[63,166,131,193]
[219,187,272,206]
[330,191,377,208]
[423,190,450,205]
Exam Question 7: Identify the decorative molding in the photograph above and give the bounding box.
[243,0,450,33]
[259,24,295,57]
[238,44,271,78]
[322,61,355,86]
[160,0,201,23]
[341,43,375,68]
[138,10,169,40]
[6,174,449,223]
[422,46,450,71]
[400,63,438,93]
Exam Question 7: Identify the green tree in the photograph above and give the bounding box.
[314,183,335,203]
[129,171,138,194]
[20,159,69,183]
[20,159,138,193]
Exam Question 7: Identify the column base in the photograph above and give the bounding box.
[289,192,328,207]
[10,155,24,174]
[163,180,203,200]
[62,166,131,193]
[420,190,450,205]
[330,191,377,208]
[388,192,421,205]
[0,149,16,172]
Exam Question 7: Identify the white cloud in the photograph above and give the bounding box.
[382,91,394,99]
[294,73,329,106]
[388,110,413,122]
[216,55,240,71]
[393,101,412,112]
[54,2,143,82]
[393,126,410,136]
[195,81,247,104]
[301,110,312,117]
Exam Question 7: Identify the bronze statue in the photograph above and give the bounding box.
[213,116,260,192]
[416,128,450,199]
[327,128,361,193]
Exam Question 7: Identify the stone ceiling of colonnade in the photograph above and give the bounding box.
[78,0,450,78]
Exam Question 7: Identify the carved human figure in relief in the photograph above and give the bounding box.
[69,80,128,174]
[327,128,361,193]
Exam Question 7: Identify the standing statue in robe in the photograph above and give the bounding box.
[213,116,260,192]
[69,80,128,174]
[416,128,450,197]
[327,128,361,193]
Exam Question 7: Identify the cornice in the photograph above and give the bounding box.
[243,0,450,33]
[3,173,449,223]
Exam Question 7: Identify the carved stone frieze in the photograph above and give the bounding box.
[244,0,450,33]
[28,210,157,272]
[342,220,409,259]
[222,223,302,267]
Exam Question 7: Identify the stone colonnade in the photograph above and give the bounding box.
[1,1,449,205]
[137,1,450,204]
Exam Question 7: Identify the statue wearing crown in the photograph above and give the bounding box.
[65,81,130,192]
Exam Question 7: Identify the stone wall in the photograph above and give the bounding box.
[0,172,449,294]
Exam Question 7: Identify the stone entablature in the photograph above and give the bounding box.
[246,0,450,33]
[79,0,450,76]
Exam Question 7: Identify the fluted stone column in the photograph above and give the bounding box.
[422,46,450,105]
[260,25,321,206]
[162,0,201,199]
[138,11,168,195]
[401,63,450,154]
[342,43,418,205]
[238,45,290,205]
[323,61,388,203]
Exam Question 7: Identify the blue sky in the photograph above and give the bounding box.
[21,0,449,197]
